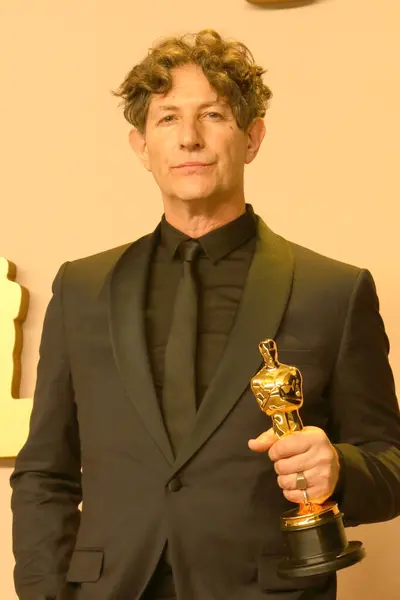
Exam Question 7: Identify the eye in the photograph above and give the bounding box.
[159,112,223,124]
[159,115,175,124]
[206,112,223,119]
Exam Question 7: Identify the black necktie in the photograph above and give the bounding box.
[162,239,200,456]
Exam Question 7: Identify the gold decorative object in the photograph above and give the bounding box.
[246,0,316,6]
[251,339,365,578]
[0,257,32,458]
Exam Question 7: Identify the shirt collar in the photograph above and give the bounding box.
[160,204,257,263]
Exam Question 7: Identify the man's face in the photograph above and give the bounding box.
[129,64,265,207]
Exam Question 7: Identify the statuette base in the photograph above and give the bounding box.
[278,502,365,578]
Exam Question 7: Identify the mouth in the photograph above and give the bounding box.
[173,163,213,173]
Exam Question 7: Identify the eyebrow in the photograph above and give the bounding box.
[155,101,226,113]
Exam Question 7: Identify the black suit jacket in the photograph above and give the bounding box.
[10,218,400,600]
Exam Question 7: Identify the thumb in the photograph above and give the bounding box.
[248,428,277,453]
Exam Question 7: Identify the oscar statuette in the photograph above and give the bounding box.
[251,339,365,578]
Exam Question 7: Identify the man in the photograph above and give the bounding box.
[10,29,400,600]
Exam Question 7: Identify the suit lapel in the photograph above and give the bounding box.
[172,218,294,473]
[108,227,175,466]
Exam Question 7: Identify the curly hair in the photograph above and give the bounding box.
[112,29,272,135]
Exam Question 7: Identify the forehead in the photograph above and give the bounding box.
[149,64,228,113]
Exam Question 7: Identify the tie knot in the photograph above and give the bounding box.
[180,239,200,263]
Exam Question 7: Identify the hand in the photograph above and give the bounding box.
[248,426,340,504]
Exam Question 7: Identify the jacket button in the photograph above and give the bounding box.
[167,477,182,492]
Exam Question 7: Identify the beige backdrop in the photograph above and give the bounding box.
[1,1,399,598]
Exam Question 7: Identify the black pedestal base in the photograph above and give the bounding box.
[278,502,365,578]
[278,540,365,578]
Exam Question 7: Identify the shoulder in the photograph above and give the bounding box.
[257,217,363,289]
[282,240,381,331]
[58,232,154,292]
[288,240,361,279]
[285,240,369,300]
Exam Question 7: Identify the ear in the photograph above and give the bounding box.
[245,118,266,165]
[128,128,152,172]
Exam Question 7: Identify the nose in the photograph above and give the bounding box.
[178,118,205,150]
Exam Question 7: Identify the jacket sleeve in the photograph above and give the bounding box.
[329,269,400,525]
[10,262,81,600]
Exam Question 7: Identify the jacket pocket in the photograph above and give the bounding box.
[258,555,330,592]
[66,549,104,583]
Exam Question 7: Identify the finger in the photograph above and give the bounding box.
[248,428,277,452]
[277,470,315,492]
[274,452,314,476]
[268,431,312,462]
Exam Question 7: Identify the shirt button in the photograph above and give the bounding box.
[167,477,182,492]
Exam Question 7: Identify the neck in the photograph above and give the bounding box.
[266,358,278,369]
[163,197,246,238]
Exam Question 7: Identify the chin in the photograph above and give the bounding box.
[173,188,215,203]
[178,194,210,202]
[175,183,224,201]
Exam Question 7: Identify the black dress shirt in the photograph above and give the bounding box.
[145,204,257,413]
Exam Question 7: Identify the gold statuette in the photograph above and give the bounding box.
[251,338,304,438]
[251,339,365,578]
